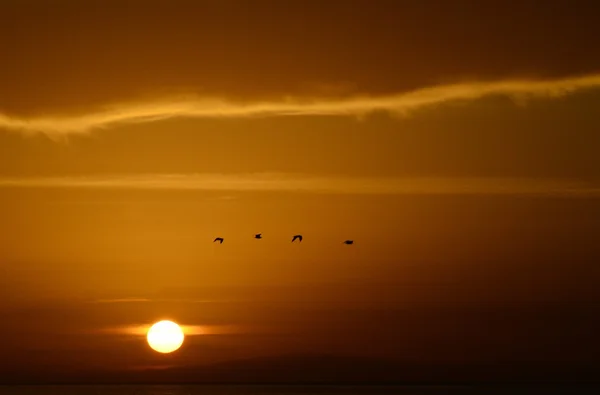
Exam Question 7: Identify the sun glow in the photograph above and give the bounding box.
[147,320,185,353]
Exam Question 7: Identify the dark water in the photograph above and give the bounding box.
[0,386,596,395]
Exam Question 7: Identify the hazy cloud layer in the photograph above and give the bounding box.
[1,74,600,136]
[97,324,243,337]
[91,298,154,304]
[1,173,599,197]
[92,298,227,304]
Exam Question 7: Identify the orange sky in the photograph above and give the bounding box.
[1,0,600,384]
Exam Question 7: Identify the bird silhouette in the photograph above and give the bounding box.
[292,235,303,243]
[343,240,354,245]
[254,233,262,239]
[213,237,224,244]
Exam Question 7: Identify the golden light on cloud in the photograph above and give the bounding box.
[146,320,184,354]
[1,173,600,197]
[1,74,600,136]
[99,323,242,337]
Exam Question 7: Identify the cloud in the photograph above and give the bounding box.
[97,324,252,336]
[1,74,600,136]
[1,173,599,197]
[92,298,153,304]
[90,297,225,304]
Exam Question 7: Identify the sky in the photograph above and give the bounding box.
[1,0,600,384]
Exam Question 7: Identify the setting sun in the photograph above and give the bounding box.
[147,320,184,354]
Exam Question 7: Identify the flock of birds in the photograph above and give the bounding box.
[213,233,354,245]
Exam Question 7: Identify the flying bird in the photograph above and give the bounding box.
[292,235,303,243]
[213,237,224,244]
[254,233,262,239]
[343,240,354,245]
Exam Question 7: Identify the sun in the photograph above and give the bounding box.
[147,320,185,353]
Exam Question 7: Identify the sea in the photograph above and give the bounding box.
[0,386,596,395]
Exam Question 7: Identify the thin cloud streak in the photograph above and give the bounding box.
[1,173,599,197]
[2,74,600,136]
[93,298,152,304]
[97,324,259,336]
[91,298,226,304]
